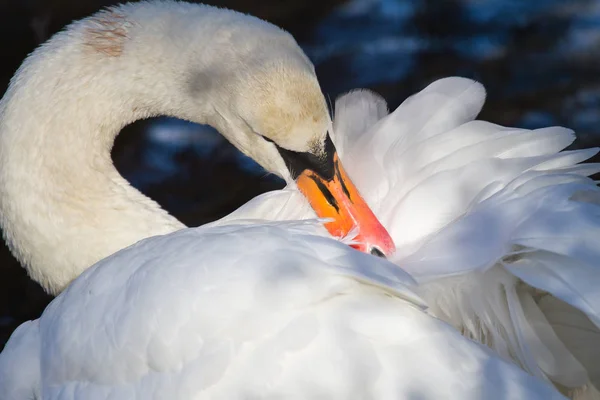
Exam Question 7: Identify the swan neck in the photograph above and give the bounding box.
[0,7,204,294]
[0,2,312,294]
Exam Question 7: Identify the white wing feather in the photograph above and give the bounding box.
[332,78,600,397]
[217,77,600,397]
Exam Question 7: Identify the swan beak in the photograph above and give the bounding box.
[296,152,396,258]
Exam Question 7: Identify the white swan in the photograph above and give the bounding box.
[0,1,589,399]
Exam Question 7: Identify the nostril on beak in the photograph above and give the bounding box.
[370,246,386,259]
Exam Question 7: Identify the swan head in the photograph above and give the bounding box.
[203,62,395,257]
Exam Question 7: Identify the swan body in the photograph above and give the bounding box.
[0,222,563,399]
[0,1,594,399]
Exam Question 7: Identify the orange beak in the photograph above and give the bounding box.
[296,152,395,258]
[272,134,395,257]
[296,153,396,257]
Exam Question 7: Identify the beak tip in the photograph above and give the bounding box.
[351,232,396,259]
[294,148,396,259]
[370,246,386,258]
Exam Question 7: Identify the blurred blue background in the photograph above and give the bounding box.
[2,0,600,348]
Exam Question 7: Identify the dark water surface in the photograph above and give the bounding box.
[1,0,600,348]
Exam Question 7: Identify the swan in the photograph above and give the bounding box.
[0,1,588,399]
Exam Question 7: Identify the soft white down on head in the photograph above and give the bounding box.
[0,1,331,294]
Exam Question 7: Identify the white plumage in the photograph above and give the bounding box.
[2,223,563,399]
[228,78,600,397]
[341,80,600,397]
[0,1,598,399]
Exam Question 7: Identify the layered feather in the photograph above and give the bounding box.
[220,77,600,397]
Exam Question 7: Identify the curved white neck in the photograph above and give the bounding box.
[0,2,309,294]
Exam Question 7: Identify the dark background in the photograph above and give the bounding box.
[2,0,600,349]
